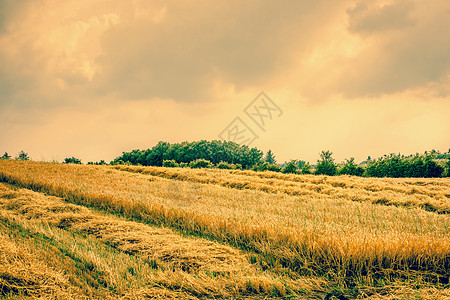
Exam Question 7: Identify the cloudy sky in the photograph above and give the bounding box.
[0,0,449,164]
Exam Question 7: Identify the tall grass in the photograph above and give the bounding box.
[0,160,449,288]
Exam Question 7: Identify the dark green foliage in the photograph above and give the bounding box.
[253,162,281,172]
[1,152,11,159]
[109,159,130,165]
[296,160,307,169]
[16,151,29,161]
[64,157,82,164]
[300,164,312,174]
[445,158,450,177]
[266,164,281,172]
[264,150,276,165]
[189,159,213,169]
[315,150,337,176]
[282,161,298,174]
[113,140,264,169]
[364,153,444,178]
[162,160,178,168]
[339,158,364,176]
[252,162,269,171]
[88,160,107,165]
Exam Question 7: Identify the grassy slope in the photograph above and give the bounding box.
[0,160,449,299]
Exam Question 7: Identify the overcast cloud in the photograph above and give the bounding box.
[0,0,449,163]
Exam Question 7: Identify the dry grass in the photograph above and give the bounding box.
[0,232,86,299]
[0,182,321,299]
[113,165,450,213]
[0,160,449,298]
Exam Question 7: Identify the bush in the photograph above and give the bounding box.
[282,161,298,174]
[88,160,107,165]
[338,158,364,176]
[365,153,444,178]
[178,162,188,168]
[300,164,312,174]
[16,151,29,161]
[64,157,82,164]
[252,162,269,172]
[189,159,213,169]
[315,151,337,176]
[217,161,234,169]
[1,152,11,159]
[445,158,450,177]
[163,160,179,168]
[266,164,281,172]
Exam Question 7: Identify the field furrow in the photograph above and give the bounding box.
[112,165,450,213]
[0,160,449,291]
[0,182,320,299]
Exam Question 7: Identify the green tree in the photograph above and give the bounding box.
[338,158,364,176]
[145,141,171,166]
[315,150,337,176]
[282,160,298,174]
[296,160,307,169]
[1,152,11,159]
[301,164,312,174]
[445,158,450,177]
[264,150,277,165]
[16,151,29,161]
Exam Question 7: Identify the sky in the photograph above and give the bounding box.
[0,0,449,164]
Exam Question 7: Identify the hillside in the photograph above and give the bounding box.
[0,160,449,299]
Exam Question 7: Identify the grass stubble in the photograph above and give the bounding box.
[0,182,319,299]
[0,160,449,299]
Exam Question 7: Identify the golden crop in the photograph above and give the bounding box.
[0,160,449,299]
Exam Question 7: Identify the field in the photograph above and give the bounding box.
[0,160,449,299]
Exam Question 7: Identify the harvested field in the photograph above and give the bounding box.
[0,160,449,299]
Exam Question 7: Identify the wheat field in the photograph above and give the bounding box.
[0,160,449,299]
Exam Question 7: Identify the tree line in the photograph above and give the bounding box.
[112,140,263,169]
[109,141,450,178]
[2,142,450,178]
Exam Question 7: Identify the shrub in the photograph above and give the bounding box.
[89,160,107,165]
[266,164,281,172]
[364,153,444,178]
[217,161,234,169]
[16,151,29,161]
[64,157,82,164]
[315,151,337,176]
[338,158,364,176]
[178,162,188,168]
[445,158,450,177]
[300,164,312,174]
[1,152,11,159]
[189,159,213,169]
[252,162,269,172]
[163,160,179,168]
[282,161,298,174]
[234,163,243,170]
